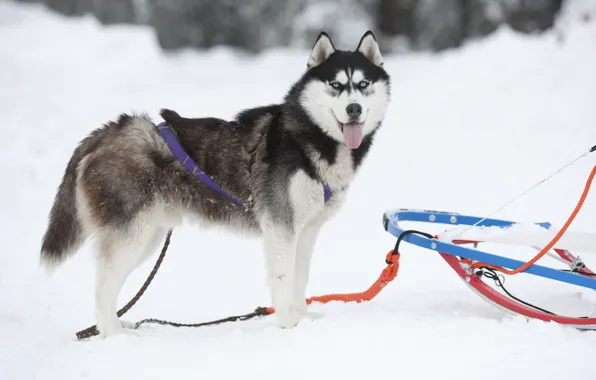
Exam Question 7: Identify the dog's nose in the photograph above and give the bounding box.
[346,103,362,120]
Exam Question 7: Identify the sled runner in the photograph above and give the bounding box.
[383,208,596,329]
[377,146,596,329]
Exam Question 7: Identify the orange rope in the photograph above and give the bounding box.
[264,250,400,314]
[262,165,595,317]
[470,165,596,275]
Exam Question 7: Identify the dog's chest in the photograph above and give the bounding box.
[314,145,355,192]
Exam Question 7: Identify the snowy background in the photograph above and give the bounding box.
[8,0,570,53]
[1,0,596,379]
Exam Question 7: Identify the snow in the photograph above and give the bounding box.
[438,223,596,253]
[2,1,596,379]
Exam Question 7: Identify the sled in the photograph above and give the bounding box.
[383,208,596,329]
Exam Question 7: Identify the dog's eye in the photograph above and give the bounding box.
[358,80,370,89]
[329,81,342,90]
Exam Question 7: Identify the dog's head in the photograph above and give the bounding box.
[288,31,391,149]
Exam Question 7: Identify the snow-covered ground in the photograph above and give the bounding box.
[2,1,596,379]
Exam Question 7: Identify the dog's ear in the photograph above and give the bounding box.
[356,30,383,67]
[307,32,335,69]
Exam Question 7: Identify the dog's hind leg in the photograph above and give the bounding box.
[94,222,168,338]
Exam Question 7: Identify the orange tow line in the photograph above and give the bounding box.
[264,250,400,314]
[266,164,596,315]
[469,164,596,275]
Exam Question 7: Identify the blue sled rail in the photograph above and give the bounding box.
[382,208,596,291]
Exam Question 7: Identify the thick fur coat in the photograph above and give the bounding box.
[41,30,391,337]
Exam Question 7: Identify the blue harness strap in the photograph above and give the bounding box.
[323,183,332,203]
[156,121,332,208]
[157,122,249,208]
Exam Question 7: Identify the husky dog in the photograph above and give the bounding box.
[40,30,391,337]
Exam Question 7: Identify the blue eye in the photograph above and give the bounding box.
[329,81,342,89]
[358,80,370,89]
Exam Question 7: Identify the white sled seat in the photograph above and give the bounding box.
[439,224,596,254]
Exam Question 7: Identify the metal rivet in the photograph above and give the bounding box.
[450,216,457,224]
[431,242,437,249]
[429,214,436,222]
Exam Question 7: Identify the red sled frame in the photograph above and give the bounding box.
[383,209,596,330]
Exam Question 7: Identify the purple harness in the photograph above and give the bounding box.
[156,121,332,209]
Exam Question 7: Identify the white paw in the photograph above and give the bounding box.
[120,320,137,329]
[98,324,124,339]
[97,319,137,338]
[98,326,139,339]
[295,299,325,321]
[275,308,301,329]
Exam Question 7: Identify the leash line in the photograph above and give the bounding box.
[453,145,596,239]
[75,229,173,340]
[75,232,405,339]
[133,307,273,329]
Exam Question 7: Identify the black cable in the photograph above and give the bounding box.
[561,269,596,277]
[477,267,596,319]
[391,229,595,319]
[388,229,434,264]
[476,267,557,315]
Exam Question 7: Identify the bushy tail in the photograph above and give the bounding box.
[40,144,87,272]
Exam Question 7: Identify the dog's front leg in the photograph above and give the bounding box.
[262,220,299,328]
[294,217,325,319]
[261,170,326,328]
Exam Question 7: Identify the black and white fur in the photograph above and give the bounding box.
[40,31,391,338]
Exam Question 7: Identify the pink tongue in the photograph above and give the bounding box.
[342,123,363,149]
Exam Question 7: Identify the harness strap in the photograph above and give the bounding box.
[156,121,333,208]
[157,121,249,208]
[323,183,332,203]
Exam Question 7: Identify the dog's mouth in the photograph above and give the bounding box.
[332,109,366,149]
[339,122,364,149]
